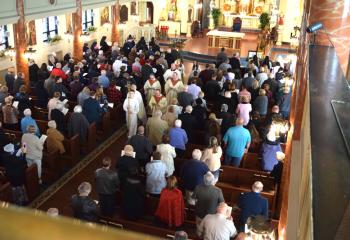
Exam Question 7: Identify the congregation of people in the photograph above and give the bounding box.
[0,35,292,239]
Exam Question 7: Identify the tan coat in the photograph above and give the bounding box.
[146,117,169,145]
[46,128,65,154]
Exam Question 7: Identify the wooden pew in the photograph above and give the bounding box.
[33,106,48,121]
[97,111,111,139]
[36,119,49,135]
[216,182,276,215]
[219,165,276,192]
[42,150,60,183]
[62,134,80,167]
[110,104,125,130]
[25,164,40,202]
[3,129,22,143]
[87,123,97,152]
[0,182,12,203]
[241,152,262,171]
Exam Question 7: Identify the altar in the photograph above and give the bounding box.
[207,30,245,52]
[223,14,260,30]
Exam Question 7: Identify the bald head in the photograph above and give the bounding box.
[137,125,145,135]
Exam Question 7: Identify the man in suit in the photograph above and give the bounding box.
[238,181,268,231]
[83,91,103,124]
[178,105,198,143]
[229,53,241,71]
[128,126,154,168]
[71,182,99,222]
[177,85,194,109]
[141,60,154,86]
[203,74,221,102]
[95,157,119,217]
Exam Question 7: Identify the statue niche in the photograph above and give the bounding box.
[120,5,128,23]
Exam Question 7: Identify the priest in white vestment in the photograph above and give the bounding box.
[144,74,161,104]
[164,72,184,105]
[130,84,146,124]
[123,90,140,138]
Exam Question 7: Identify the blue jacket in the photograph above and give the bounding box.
[83,97,102,124]
[180,160,209,191]
[238,192,268,227]
[21,116,40,136]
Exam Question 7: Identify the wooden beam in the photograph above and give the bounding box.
[111,0,120,44]
[73,0,83,61]
[14,0,29,88]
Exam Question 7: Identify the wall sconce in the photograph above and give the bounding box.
[4,47,16,61]
[24,47,36,60]
[80,32,90,42]
[290,26,301,39]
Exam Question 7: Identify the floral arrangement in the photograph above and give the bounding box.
[48,35,62,43]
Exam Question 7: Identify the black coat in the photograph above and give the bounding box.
[116,155,139,187]
[122,178,145,220]
[51,109,66,134]
[2,152,27,187]
[128,134,154,164]
[141,64,153,85]
[203,80,221,101]
[177,92,193,109]
[192,105,207,129]
[178,112,198,142]
[71,195,99,222]
[68,112,89,142]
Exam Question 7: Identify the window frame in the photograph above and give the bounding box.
[82,9,94,31]
[0,25,9,49]
[42,16,58,42]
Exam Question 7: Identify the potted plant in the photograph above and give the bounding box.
[87,26,97,32]
[259,12,270,31]
[48,35,62,45]
[211,8,222,29]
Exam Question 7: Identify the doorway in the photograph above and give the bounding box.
[146,2,154,24]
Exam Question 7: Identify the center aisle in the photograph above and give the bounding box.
[31,127,128,215]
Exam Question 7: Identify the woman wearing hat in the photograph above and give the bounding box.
[2,143,28,205]
[46,120,65,155]
[2,96,19,130]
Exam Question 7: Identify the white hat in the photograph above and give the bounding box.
[227,72,235,81]
[48,120,57,129]
[276,151,285,161]
[4,143,14,153]
[23,108,32,116]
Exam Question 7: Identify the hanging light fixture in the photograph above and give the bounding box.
[24,47,36,60]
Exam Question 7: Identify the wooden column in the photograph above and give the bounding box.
[73,0,83,61]
[14,0,29,87]
[111,0,120,44]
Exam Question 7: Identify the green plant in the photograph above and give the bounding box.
[259,12,270,30]
[87,26,97,32]
[211,8,222,29]
[48,35,62,43]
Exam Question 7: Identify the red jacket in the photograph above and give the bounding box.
[51,68,67,80]
[155,188,185,227]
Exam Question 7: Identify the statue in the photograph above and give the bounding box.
[188,5,193,22]
[210,0,216,12]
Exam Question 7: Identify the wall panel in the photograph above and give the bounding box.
[0,1,19,25]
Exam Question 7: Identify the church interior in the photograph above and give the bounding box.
[0,0,349,239]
